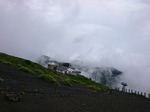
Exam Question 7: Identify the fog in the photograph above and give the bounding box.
[0,0,150,93]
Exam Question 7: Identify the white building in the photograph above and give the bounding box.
[57,66,81,75]
[48,62,57,70]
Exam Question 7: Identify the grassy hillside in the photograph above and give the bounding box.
[0,52,109,92]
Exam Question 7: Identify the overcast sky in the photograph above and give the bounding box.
[0,0,150,93]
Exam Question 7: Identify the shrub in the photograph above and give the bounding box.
[87,85,102,92]
[17,64,22,67]
[62,78,72,87]
[0,77,4,82]
[24,60,32,65]
[66,74,108,91]
[19,66,35,75]
[67,74,95,85]
[0,59,12,65]
[35,69,44,74]
[20,91,26,95]
[54,74,64,80]
[56,82,61,86]
[34,89,39,93]
[39,74,56,83]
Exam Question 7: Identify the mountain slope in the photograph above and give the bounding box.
[0,52,108,92]
[0,52,150,112]
[37,55,122,87]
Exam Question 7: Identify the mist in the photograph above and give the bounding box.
[0,0,150,93]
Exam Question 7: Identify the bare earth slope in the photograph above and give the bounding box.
[0,63,150,112]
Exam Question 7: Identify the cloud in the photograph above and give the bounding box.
[0,0,150,93]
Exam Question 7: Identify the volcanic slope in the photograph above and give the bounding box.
[0,52,150,112]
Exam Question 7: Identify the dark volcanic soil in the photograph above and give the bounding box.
[0,63,150,112]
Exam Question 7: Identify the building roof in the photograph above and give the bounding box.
[121,82,127,86]
[57,66,81,74]
[62,63,71,67]
[48,62,57,66]
[57,66,68,71]
[74,71,81,73]
[67,68,75,71]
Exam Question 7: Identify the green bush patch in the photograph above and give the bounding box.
[62,78,72,87]
[35,69,44,74]
[24,60,32,65]
[34,89,39,93]
[0,59,12,65]
[0,77,4,82]
[19,66,35,75]
[67,74,109,92]
[39,74,56,83]
[87,85,101,92]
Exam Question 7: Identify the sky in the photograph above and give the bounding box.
[0,0,150,93]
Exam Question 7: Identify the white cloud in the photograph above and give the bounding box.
[0,0,150,92]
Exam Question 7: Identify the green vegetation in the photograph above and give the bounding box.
[0,77,4,82]
[66,74,109,92]
[19,66,35,75]
[62,78,72,87]
[0,59,12,65]
[20,91,26,95]
[0,52,46,75]
[67,74,93,84]
[39,74,56,83]
[35,69,44,74]
[34,89,39,93]
[0,52,109,92]
[87,85,102,92]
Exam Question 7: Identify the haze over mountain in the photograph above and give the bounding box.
[0,0,150,93]
[37,55,122,88]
